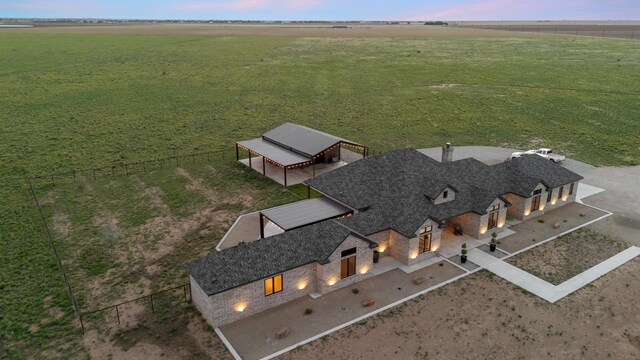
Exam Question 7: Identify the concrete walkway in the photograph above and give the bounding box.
[468,246,640,303]
[576,183,605,203]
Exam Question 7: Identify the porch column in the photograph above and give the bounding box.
[259,213,264,239]
[338,143,342,161]
[262,157,266,175]
[248,150,252,168]
[235,143,239,160]
[284,166,287,186]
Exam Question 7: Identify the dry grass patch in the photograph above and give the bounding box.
[507,228,629,285]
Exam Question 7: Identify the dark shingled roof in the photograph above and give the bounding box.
[307,149,583,238]
[185,220,377,296]
[262,123,361,157]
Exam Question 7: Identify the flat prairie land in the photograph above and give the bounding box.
[2,23,558,38]
[1,25,639,359]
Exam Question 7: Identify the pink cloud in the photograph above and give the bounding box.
[173,0,324,11]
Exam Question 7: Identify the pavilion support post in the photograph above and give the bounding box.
[235,144,239,160]
[307,185,311,199]
[259,213,264,239]
[262,157,266,175]
[248,151,252,168]
[362,147,366,158]
[284,166,288,187]
[338,143,342,161]
[312,162,316,178]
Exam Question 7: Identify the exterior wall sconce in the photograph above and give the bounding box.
[234,302,247,312]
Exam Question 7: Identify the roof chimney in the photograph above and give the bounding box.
[441,142,453,163]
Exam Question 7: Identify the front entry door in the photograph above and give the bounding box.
[488,211,499,229]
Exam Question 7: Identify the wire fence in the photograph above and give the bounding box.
[28,176,195,333]
[26,144,384,333]
[25,148,231,333]
[79,283,192,333]
[29,148,228,189]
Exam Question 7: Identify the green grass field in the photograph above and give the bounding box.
[1,29,640,358]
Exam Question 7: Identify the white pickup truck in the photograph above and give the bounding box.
[509,148,565,163]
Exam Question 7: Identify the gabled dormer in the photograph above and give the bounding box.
[430,185,458,205]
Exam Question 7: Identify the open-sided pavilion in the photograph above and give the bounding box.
[236,123,367,186]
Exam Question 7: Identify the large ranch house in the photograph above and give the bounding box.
[186,126,583,328]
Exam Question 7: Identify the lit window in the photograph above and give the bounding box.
[264,274,283,296]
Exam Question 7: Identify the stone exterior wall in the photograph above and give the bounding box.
[368,230,392,257]
[190,262,317,328]
[433,186,456,205]
[386,219,441,266]
[447,198,507,239]
[316,234,375,294]
[506,182,579,221]
[543,182,579,212]
[505,193,527,221]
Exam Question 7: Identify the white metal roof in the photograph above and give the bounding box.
[261,197,352,230]
[237,137,310,167]
[262,123,360,157]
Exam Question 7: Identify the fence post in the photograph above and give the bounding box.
[80,315,85,334]
[150,294,155,313]
[116,305,120,324]
[125,164,128,175]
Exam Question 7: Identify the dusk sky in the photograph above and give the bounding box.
[1,0,639,21]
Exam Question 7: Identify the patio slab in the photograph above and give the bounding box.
[575,183,604,203]
[219,260,465,360]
